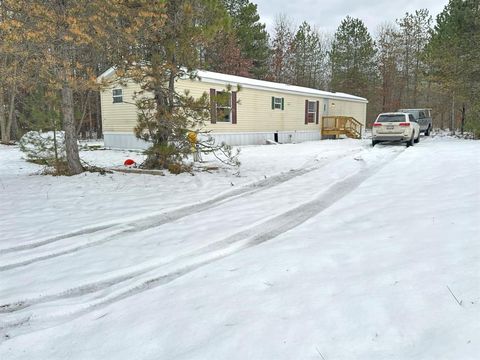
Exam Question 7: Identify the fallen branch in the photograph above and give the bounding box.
[109,167,165,176]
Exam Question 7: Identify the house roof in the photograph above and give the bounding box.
[195,70,367,103]
[97,67,368,104]
[98,67,116,80]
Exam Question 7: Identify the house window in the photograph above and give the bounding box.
[272,96,284,110]
[307,101,316,123]
[112,89,123,103]
[216,91,231,122]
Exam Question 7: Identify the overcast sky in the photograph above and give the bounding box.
[254,0,449,35]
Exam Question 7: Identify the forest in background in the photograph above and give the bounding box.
[0,0,478,172]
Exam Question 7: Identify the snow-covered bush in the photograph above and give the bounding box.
[19,131,66,164]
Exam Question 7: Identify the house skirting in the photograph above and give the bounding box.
[103,132,151,150]
[103,130,322,150]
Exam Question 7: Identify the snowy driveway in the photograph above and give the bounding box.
[0,136,479,359]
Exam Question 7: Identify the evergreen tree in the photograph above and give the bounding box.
[330,16,377,98]
[291,22,328,89]
[376,23,402,111]
[203,27,253,77]
[0,2,32,144]
[270,14,294,84]
[427,0,480,135]
[397,10,432,107]
[1,0,135,174]
[222,0,270,79]
[116,0,239,171]
[292,22,311,87]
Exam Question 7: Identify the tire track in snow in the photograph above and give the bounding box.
[0,148,365,310]
[0,150,363,271]
[0,163,312,254]
[1,149,363,256]
[0,225,116,255]
[0,147,403,339]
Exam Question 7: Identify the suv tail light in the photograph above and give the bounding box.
[399,123,410,127]
[373,123,382,127]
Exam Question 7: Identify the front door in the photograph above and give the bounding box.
[323,98,329,116]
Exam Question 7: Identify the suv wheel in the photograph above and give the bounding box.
[414,132,420,143]
[425,126,431,136]
[407,133,415,147]
[372,140,378,147]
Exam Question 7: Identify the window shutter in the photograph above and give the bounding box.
[281,98,284,110]
[232,91,237,124]
[271,96,274,110]
[210,88,216,124]
[316,100,320,124]
[304,100,308,124]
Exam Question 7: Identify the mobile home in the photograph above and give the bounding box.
[98,68,368,149]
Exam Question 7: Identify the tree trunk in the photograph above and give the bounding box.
[76,91,90,136]
[53,123,60,174]
[0,86,9,144]
[426,80,431,105]
[413,56,419,107]
[61,84,83,175]
[451,94,455,135]
[7,84,16,141]
[10,112,17,141]
[382,68,387,112]
[461,103,465,135]
[95,92,102,139]
[89,102,93,139]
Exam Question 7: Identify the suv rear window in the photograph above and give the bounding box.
[376,114,406,123]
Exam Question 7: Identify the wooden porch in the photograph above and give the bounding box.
[321,116,363,139]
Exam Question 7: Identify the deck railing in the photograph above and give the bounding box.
[321,116,363,139]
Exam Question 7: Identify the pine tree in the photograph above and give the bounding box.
[376,23,402,111]
[397,10,432,107]
[115,0,239,171]
[330,16,377,99]
[1,0,134,174]
[270,14,294,84]
[290,22,328,89]
[427,0,480,136]
[204,29,253,77]
[222,0,270,79]
[0,2,32,144]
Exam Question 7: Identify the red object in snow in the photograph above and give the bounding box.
[124,159,136,167]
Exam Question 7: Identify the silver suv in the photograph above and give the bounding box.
[397,108,432,136]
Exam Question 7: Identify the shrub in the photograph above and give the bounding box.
[19,131,66,164]
[167,163,185,174]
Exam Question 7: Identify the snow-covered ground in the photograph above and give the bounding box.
[0,135,479,359]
